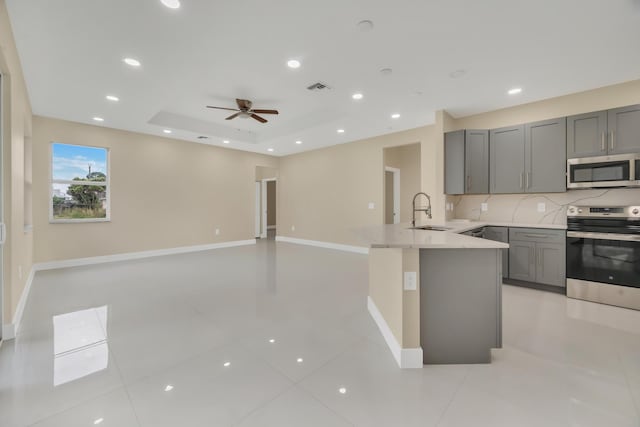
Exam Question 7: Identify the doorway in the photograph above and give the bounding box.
[0,73,4,342]
[256,178,276,239]
[385,167,400,224]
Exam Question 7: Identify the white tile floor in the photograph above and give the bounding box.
[1,239,639,426]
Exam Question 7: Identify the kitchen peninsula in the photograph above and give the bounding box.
[356,222,508,368]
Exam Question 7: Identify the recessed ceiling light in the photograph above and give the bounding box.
[223,140,229,144]
[352,93,363,100]
[337,129,345,134]
[105,95,119,102]
[295,140,302,145]
[163,129,172,134]
[94,418,104,425]
[123,57,141,67]
[223,361,231,367]
[338,387,347,394]
[296,358,304,363]
[164,385,174,392]
[93,117,104,122]
[357,20,374,31]
[287,59,301,69]
[508,87,522,95]
[267,148,274,152]
[449,69,467,79]
[160,0,181,9]
[269,338,276,343]
[391,113,400,119]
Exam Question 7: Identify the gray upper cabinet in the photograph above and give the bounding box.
[465,130,489,194]
[444,130,465,195]
[608,104,640,155]
[567,110,607,158]
[445,129,489,195]
[490,125,525,194]
[567,104,640,158]
[525,117,567,193]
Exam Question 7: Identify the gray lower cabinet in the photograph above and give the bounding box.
[525,118,567,193]
[483,226,509,279]
[608,104,640,155]
[508,228,566,287]
[490,125,525,194]
[508,240,536,282]
[445,129,489,195]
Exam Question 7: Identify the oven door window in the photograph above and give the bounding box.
[567,237,640,288]
[570,161,630,183]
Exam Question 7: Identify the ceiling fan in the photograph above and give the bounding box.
[206,99,279,123]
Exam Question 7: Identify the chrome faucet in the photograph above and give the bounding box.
[412,192,432,227]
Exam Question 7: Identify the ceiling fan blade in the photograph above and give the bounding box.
[236,99,252,110]
[251,114,268,123]
[206,106,240,112]
[250,109,279,115]
[225,113,240,120]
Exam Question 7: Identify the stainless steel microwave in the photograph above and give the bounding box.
[567,153,640,189]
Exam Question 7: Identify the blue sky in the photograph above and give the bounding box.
[52,143,107,181]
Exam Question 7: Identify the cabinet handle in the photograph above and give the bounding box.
[467,176,471,191]
[538,249,542,269]
[523,234,549,239]
[526,172,531,189]
[610,130,615,151]
[601,132,606,151]
[520,172,524,189]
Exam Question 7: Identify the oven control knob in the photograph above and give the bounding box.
[633,208,639,215]
[578,209,583,213]
[568,207,576,214]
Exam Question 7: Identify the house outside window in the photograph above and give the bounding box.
[50,143,110,222]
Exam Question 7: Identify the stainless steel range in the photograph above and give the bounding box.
[566,205,640,310]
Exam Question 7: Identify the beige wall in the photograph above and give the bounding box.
[384,143,421,223]
[0,0,33,326]
[451,79,640,222]
[278,125,435,247]
[33,116,278,262]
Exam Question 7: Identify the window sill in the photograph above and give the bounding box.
[49,218,111,224]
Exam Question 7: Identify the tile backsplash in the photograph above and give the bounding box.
[453,188,640,225]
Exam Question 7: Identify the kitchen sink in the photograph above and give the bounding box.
[409,225,451,231]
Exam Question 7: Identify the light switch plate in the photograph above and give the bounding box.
[368,202,375,210]
[404,271,417,291]
[215,228,220,235]
[481,203,488,212]
[537,202,546,213]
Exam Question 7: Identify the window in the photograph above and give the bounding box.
[51,143,109,222]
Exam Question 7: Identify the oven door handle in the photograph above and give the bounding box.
[567,231,640,242]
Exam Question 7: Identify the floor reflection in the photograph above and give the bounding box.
[53,306,109,386]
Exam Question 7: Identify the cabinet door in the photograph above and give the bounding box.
[508,240,536,282]
[608,105,640,155]
[567,110,607,158]
[445,130,465,195]
[490,125,525,194]
[535,243,566,287]
[525,117,567,193]
[464,130,489,194]
[484,227,509,279]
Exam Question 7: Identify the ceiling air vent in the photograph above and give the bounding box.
[307,82,331,91]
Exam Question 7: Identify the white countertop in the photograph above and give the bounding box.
[354,220,565,249]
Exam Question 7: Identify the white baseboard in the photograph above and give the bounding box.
[275,236,369,254]
[33,239,257,271]
[367,296,423,369]
[2,267,36,340]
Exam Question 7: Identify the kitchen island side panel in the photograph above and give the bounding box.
[420,248,502,364]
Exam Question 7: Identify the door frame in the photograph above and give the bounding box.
[0,72,4,342]
[385,166,400,224]
[260,178,277,238]
[254,182,261,238]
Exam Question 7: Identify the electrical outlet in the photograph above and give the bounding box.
[537,202,546,213]
[404,272,417,291]
[368,202,375,210]
[215,228,220,236]
[291,225,295,232]
[481,203,488,212]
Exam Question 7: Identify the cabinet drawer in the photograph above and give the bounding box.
[509,227,564,244]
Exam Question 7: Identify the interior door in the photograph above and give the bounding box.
[254,182,261,238]
[385,171,394,224]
